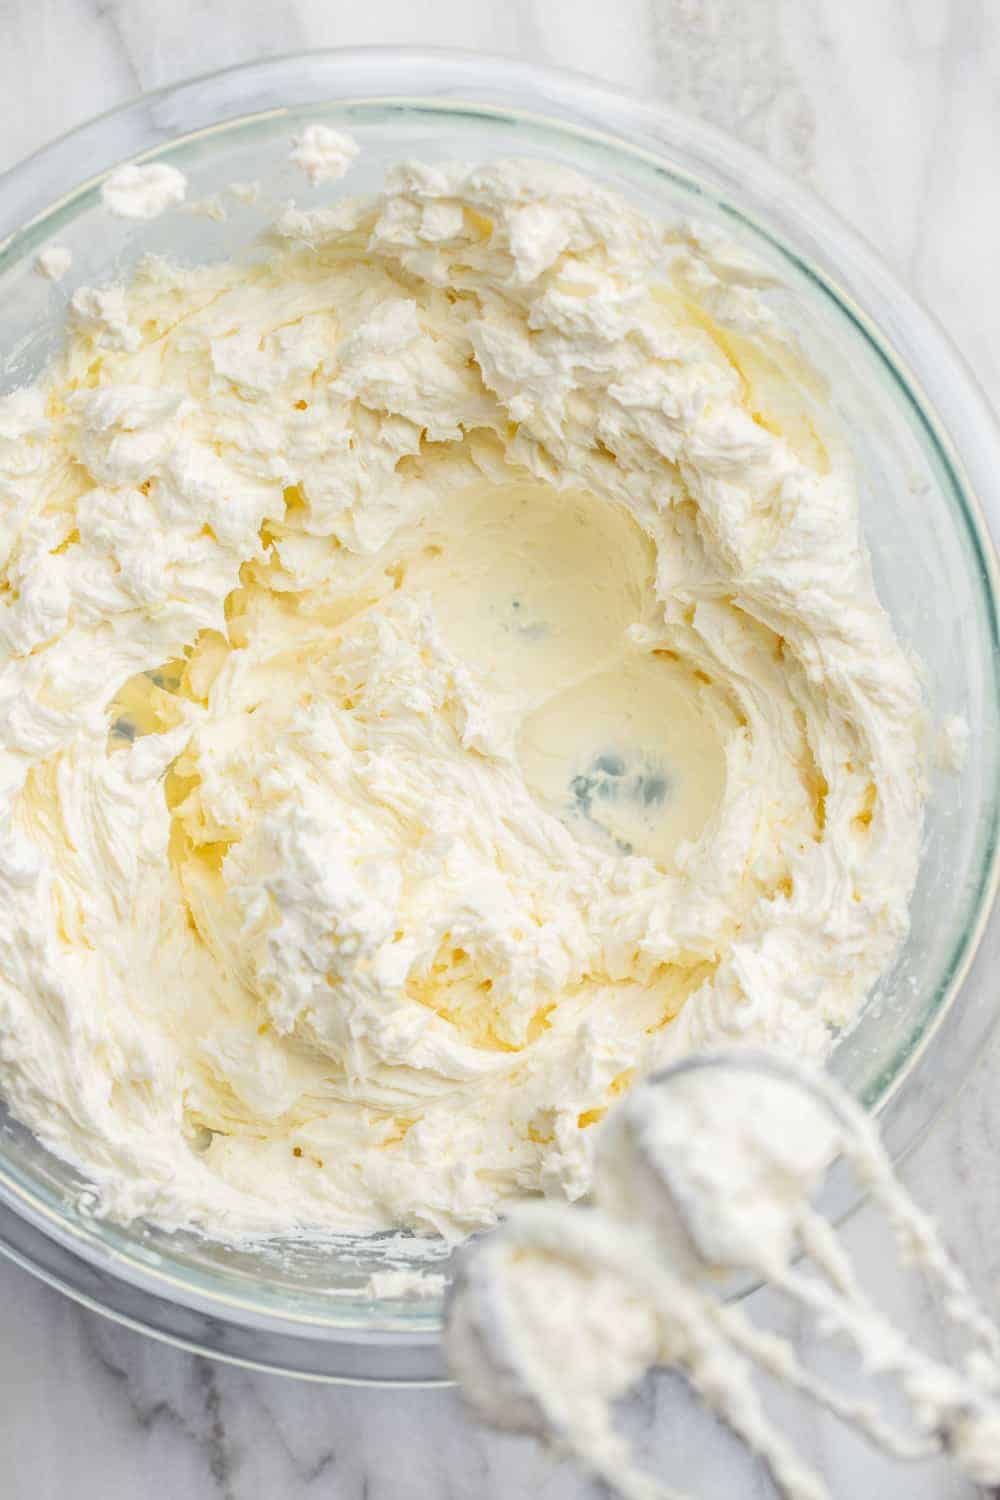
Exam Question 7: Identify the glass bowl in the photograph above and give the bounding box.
[1,47,999,1384]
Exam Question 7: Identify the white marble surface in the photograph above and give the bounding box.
[1,2,1000,1496]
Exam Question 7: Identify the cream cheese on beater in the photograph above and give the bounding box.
[0,157,925,1239]
[446,1061,1000,1499]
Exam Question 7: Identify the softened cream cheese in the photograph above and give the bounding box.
[0,157,925,1239]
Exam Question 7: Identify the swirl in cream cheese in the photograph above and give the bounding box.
[0,159,924,1238]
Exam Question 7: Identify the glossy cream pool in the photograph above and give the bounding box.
[0,157,925,1239]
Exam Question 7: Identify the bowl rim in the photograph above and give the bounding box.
[1,44,999,1382]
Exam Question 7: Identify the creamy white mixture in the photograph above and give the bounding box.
[447,1061,1000,1499]
[35,246,73,282]
[101,162,188,221]
[289,124,360,185]
[0,155,924,1240]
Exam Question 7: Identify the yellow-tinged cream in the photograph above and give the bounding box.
[0,159,925,1239]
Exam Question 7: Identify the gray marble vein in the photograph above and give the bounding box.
[0,1,999,1495]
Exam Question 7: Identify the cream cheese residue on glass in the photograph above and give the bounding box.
[35,246,73,281]
[0,157,925,1239]
[289,124,360,185]
[101,162,188,220]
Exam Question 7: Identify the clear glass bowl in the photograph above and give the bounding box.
[1,47,999,1383]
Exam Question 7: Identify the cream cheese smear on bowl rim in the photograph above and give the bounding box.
[0,130,929,1249]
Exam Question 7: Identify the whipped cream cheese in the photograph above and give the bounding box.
[35,246,72,281]
[0,157,924,1239]
[290,124,360,185]
[101,162,188,220]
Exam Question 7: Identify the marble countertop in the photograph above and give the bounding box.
[2,2,999,1496]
